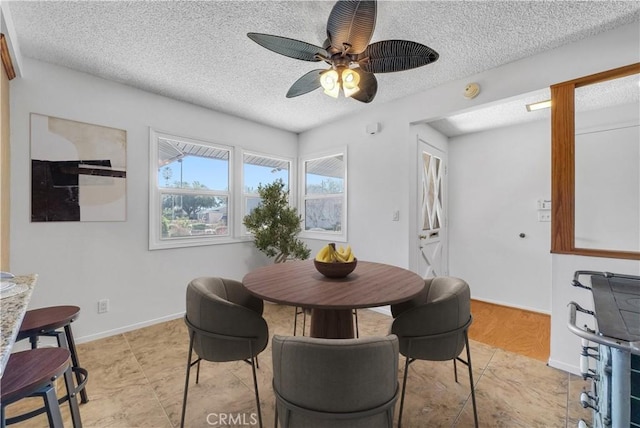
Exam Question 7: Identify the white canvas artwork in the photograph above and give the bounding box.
[30,113,127,222]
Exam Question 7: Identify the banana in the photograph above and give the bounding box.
[315,245,330,262]
[316,243,356,263]
[323,246,336,263]
[328,243,337,262]
[335,250,348,262]
[342,245,352,260]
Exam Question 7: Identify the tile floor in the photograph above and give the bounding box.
[5,303,591,427]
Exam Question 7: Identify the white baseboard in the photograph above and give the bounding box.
[75,311,185,344]
[547,358,580,376]
[369,306,391,317]
[471,297,551,315]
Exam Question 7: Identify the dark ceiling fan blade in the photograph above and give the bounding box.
[286,69,325,98]
[326,1,376,55]
[247,33,327,62]
[358,40,439,73]
[351,70,377,103]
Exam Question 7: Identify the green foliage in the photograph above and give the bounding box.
[243,179,310,263]
[161,181,221,220]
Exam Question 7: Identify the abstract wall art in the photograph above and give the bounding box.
[30,113,127,222]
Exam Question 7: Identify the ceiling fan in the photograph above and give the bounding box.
[247,0,439,103]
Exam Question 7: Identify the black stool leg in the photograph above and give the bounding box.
[54,332,85,427]
[42,385,65,428]
[64,324,89,404]
[62,365,83,428]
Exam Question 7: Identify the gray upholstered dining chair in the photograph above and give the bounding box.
[390,276,479,428]
[271,334,399,428]
[181,277,269,428]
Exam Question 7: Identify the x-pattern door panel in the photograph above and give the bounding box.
[417,139,447,279]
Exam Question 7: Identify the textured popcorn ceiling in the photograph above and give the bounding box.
[430,73,640,137]
[6,1,640,134]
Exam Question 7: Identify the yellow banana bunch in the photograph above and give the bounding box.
[315,243,355,263]
[315,244,332,262]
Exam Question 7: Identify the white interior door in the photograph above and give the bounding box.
[417,138,448,278]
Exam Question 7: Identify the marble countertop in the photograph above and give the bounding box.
[0,274,37,378]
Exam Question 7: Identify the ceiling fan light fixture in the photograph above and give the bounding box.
[249,0,439,104]
[321,69,340,98]
[342,68,361,98]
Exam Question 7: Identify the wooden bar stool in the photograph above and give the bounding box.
[16,306,89,404]
[1,348,82,428]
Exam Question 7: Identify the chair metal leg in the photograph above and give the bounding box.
[180,331,195,428]
[464,332,479,428]
[293,307,308,336]
[398,354,411,428]
[64,324,89,403]
[62,364,83,428]
[453,357,459,382]
[53,331,83,427]
[43,385,65,428]
[248,342,263,428]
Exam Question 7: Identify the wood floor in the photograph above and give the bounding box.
[469,299,550,362]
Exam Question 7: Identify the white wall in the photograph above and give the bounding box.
[10,58,297,342]
[299,22,640,373]
[299,107,415,268]
[448,120,552,313]
[8,21,640,373]
[548,101,640,374]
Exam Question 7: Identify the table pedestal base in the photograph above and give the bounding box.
[310,309,355,339]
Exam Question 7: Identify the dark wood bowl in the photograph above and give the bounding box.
[313,258,357,278]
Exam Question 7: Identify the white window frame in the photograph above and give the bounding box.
[149,129,236,250]
[240,149,296,237]
[299,147,348,242]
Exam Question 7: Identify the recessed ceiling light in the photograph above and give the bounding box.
[526,99,552,112]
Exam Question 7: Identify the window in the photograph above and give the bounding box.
[242,152,293,235]
[149,130,234,249]
[300,149,347,241]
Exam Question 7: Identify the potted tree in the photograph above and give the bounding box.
[243,179,310,263]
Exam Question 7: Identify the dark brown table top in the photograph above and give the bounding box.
[242,260,425,310]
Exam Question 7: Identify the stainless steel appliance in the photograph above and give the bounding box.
[567,271,639,428]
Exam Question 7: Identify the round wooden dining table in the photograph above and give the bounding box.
[242,259,425,339]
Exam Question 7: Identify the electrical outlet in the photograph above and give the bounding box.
[537,212,551,222]
[98,299,109,314]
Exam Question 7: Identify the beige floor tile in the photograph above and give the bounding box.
[471,349,569,427]
[5,302,588,428]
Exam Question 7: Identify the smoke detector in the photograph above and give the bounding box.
[463,83,480,99]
